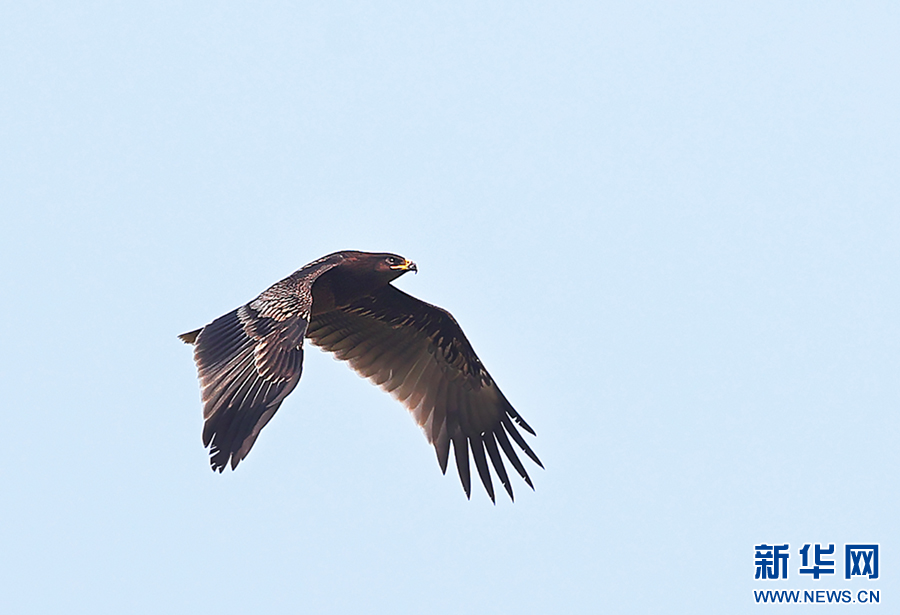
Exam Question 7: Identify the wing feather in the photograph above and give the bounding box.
[183,280,312,471]
[452,428,472,499]
[494,423,533,488]
[484,432,513,501]
[306,284,541,501]
[469,435,495,503]
[433,419,451,474]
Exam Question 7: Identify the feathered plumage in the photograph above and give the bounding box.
[180,251,542,501]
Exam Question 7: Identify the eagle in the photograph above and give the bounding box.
[179,251,542,501]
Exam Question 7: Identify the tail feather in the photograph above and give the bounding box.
[178,328,202,345]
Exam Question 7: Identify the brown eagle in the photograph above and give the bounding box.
[180,251,541,501]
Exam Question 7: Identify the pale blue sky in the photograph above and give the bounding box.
[2,2,898,613]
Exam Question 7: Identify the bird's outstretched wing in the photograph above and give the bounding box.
[181,286,311,471]
[306,285,542,501]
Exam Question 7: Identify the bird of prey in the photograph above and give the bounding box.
[179,250,541,501]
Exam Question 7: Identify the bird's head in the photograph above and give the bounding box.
[370,252,417,281]
[335,251,417,284]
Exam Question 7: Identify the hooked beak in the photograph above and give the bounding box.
[389,258,417,273]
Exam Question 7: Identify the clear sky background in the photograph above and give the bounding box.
[2,2,897,613]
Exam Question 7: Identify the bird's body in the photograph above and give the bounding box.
[180,250,541,501]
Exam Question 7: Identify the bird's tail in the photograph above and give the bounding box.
[178,328,202,345]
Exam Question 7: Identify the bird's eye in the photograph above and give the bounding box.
[386,256,400,265]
